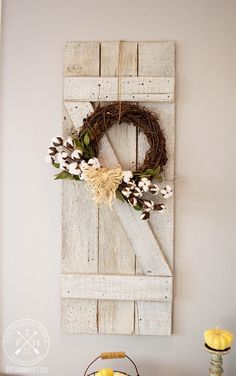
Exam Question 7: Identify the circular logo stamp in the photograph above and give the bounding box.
[3,319,50,366]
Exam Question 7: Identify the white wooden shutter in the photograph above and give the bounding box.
[61,41,175,335]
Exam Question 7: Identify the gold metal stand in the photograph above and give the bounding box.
[204,344,231,376]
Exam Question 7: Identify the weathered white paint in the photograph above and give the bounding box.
[62,42,99,334]
[138,41,175,77]
[61,274,172,301]
[138,103,175,269]
[134,41,175,335]
[98,41,137,335]
[64,42,100,77]
[135,301,172,336]
[64,76,175,102]
[61,298,97,334]
[100,135,172,277]
[62,41,175,335]
[64,101,94,128]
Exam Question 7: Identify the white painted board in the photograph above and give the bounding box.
[61,41,175,335]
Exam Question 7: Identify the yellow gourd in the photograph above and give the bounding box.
[96,369,114,376]
[204,328,234,350]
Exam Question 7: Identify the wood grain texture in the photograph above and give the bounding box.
[98,41,137,335]
[61,298,97,334]
[134,41,175,335]
[61,41,175,335]
[64,42,99,77]
[138,41,175,77]
[61,274,172,301]
[135,301,172,336]
[64,101,94,127]
[100,136,172,277]
[62,42,99,334]
[101,41,137,77]
[138,103,175,270]
[64,76,174,102]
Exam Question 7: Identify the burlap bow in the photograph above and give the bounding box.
[84,166,123,207]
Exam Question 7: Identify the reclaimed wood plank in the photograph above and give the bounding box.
[62,42,100,334]
[61,41,175,336]
[138,41,175,77]
[98,41,137,335]
[64,76,175,102]
[64,42,99,77]
[64,101,94,127]
[135,41,175,335]
[100,136,172,277]
[135,301,172,336]
[61,299,97,334]
[137,102,175,270]
[61,274,172,301]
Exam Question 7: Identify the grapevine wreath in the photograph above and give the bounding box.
[46,102,173,221]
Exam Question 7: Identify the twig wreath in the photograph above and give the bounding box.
[46,102,173,220]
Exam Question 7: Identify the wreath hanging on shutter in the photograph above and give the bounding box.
[46,102,173,221]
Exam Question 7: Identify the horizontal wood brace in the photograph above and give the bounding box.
[61,274,172,301]
[64,76,175,102]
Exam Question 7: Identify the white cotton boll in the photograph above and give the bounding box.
[51,136,63,147]
[45,155,53,164]
[160,185,173,199]
[133,187,142,198]
[126,181,136,190]
[56,152,70,167]
[60,161,69,170]
[47,147,58,156]
[140,210,150,221]
[143,185,150,192]
[123,170,133,183]
[80,173,86,180]
[91,157,99,164]
[64,137,74,149]
[79,160,89,171]
[144,200,155,209]
[138,177,151,192]
[68,162,81,176]
[57,152,64,164]
[88,157,101,169]
[61,151,69,160]
[94,162,101,170]
[121,187,132,198]
[71,149,83,160]
[154,203,166,212]
[128,196,137,206]
[149,184,159,195]
[87,158,94,165]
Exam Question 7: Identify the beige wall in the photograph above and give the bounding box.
[0,0,236,375]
